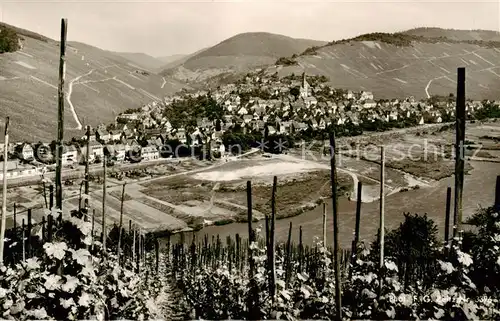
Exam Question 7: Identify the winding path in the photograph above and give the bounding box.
[67,69,95,130]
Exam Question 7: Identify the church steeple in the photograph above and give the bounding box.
[300,72,309,99]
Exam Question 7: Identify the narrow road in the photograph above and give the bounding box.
[67,69,95,130]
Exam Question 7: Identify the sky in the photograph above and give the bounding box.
[0,0,499,57]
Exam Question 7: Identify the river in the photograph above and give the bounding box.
[169,160,499,248]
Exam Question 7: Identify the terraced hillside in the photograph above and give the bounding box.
[161,32,326,83]
[0,24,189,142]
[269,34,500,99]
[403,27,500,42]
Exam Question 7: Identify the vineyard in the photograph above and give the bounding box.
[1,18,500,320]
[1,201,500,319]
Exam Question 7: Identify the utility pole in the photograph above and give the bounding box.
[55,18,68,211]
[0,117,10,265]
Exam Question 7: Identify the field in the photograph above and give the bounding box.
[141,156,353,224]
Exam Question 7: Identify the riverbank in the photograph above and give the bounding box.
[170,159,498,248]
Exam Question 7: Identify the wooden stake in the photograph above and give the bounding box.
[155,238,160,273]
[328,131,342,321]
[84,125,90,210]
[494,176,500,212]
[49,185,54,210]
[13,203,16,232]
[285,221,292,284]
[102,154,107,252]
[21,219,25,262]
[27,209,32,258]
[55,18,68,211]
[354,181,362,251]
[299,226,303,272]
[42,181,48,209]
[351,181,363,279]
[444,187,452,254]
[246,180,257,320]
[269,175,277,301]
[379,146,385,269]
[42,216,46,242]
[132,226,136,265]
[453,67,466,238]
[322,202,327,245]
[247,181,253,244]
[117,183,126,263]
[0,117,9,265]
[47,214,53,242]
[91,209,95,252]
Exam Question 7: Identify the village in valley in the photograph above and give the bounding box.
[3,2,500,317]
[0,70,498,182]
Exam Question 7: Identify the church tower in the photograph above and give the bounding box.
[300,72,309,99]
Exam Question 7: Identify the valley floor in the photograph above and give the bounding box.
[4,121,500,238]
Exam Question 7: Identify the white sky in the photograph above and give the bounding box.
[0,0,499,57]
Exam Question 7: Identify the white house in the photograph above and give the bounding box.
[142,145,159,161]
[62,145,78,165]
[176,128,187,144]
[363,99,377,109]
[16,143,34,161]
[361,91,374,101]
[237,107,248,115]
[114,144,127,162]
[0,161,41,180]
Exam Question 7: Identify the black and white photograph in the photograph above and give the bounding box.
[1,0,500,319]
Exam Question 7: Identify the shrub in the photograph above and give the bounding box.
[275,57,298,66]
[0,25,20,53]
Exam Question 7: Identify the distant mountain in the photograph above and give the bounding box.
[267,28,500,99]
[156,54,187,65]
[113,52,166,71]
[0,22,188,141]
[160,32,326,83]
[158,48,209,70]
[402,27,500,42]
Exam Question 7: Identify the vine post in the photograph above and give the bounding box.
[55,18,68,212]
[453,67,466,238]
[269,175,277,301]
[379,146,385,269]
[322,202,327,245]
[102,154,107,252]
[0,116,9,265]
[350,181,363,278]
[494,176,500,211]
[328,130,342,321]
[444,187,452,256]
[117,182,126,264]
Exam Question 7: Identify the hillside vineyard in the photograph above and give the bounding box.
[1,17,500,321]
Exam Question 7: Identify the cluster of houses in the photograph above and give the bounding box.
[0,71,497,181]
[114,71,495,141]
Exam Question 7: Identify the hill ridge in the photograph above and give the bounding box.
[268,28,500,100]
[0,23,188,141]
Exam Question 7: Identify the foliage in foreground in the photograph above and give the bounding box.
[0,215,166,320]
[174,209,500,320]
